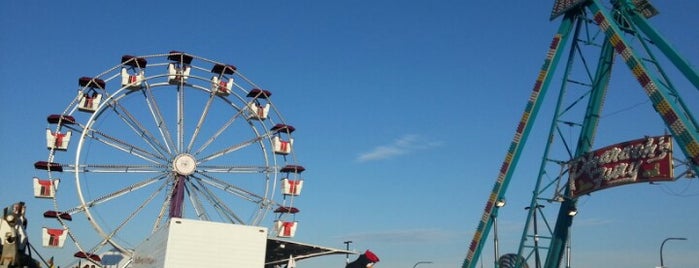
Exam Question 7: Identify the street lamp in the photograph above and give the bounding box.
[495,199,506,208]
[493,199,506,268]
[344,241,352,264]
[659,237,687,268]
[412,261,433,268]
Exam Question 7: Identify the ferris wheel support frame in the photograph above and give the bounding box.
[35,52,306,267]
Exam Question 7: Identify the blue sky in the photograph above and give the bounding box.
[1,1,698,268]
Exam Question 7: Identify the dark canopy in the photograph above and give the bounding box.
[265,238,355,267]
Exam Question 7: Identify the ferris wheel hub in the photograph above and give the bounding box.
[173,153,197,176]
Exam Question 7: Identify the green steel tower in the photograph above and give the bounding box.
[463,1,699,268]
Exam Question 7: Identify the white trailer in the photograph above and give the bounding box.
[130,218,268,268]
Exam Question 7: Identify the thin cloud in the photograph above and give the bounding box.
[356,134,443,162]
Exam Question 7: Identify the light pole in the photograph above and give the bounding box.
[412,261,433,268]
[493,199,506,268]
[659,237,687,268]
[525,204,544,268]
[565,206,577,268]
[344,240,352,264]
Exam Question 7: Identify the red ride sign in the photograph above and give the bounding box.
[569,135,674,198]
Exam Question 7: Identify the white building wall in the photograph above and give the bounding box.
[131,218,268,268]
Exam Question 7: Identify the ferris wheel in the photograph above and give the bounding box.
[33,51,305,265]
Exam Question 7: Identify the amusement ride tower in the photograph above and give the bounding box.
[462,1,698,268]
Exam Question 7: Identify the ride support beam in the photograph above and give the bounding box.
[619,0,699,91]
[545,1,699,267]
[461,13,576,268]
[589,0,699,177]
[169,175,186,218]
[543,25,616,268]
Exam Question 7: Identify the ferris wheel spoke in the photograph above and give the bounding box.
[191,109,246,156]
[141,85,177,155]
[106,98,172,158]
[61,110,162,163]
[186,92,217,153]
[193,173,266,204]
[67,164,167,173]
[58,175,166,218]
[78,174,167,213]
[91,240,122,261]
[190,176,246,224]
[197,136,265,163]
[152,177,175,233]
[184,182,210,221]
[80,242,112,265]
[101,179,169,248]
[197,164,273,173]
[177,83,185,152]
[82,127,168,164]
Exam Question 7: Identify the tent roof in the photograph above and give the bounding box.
[265,238,355,267]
